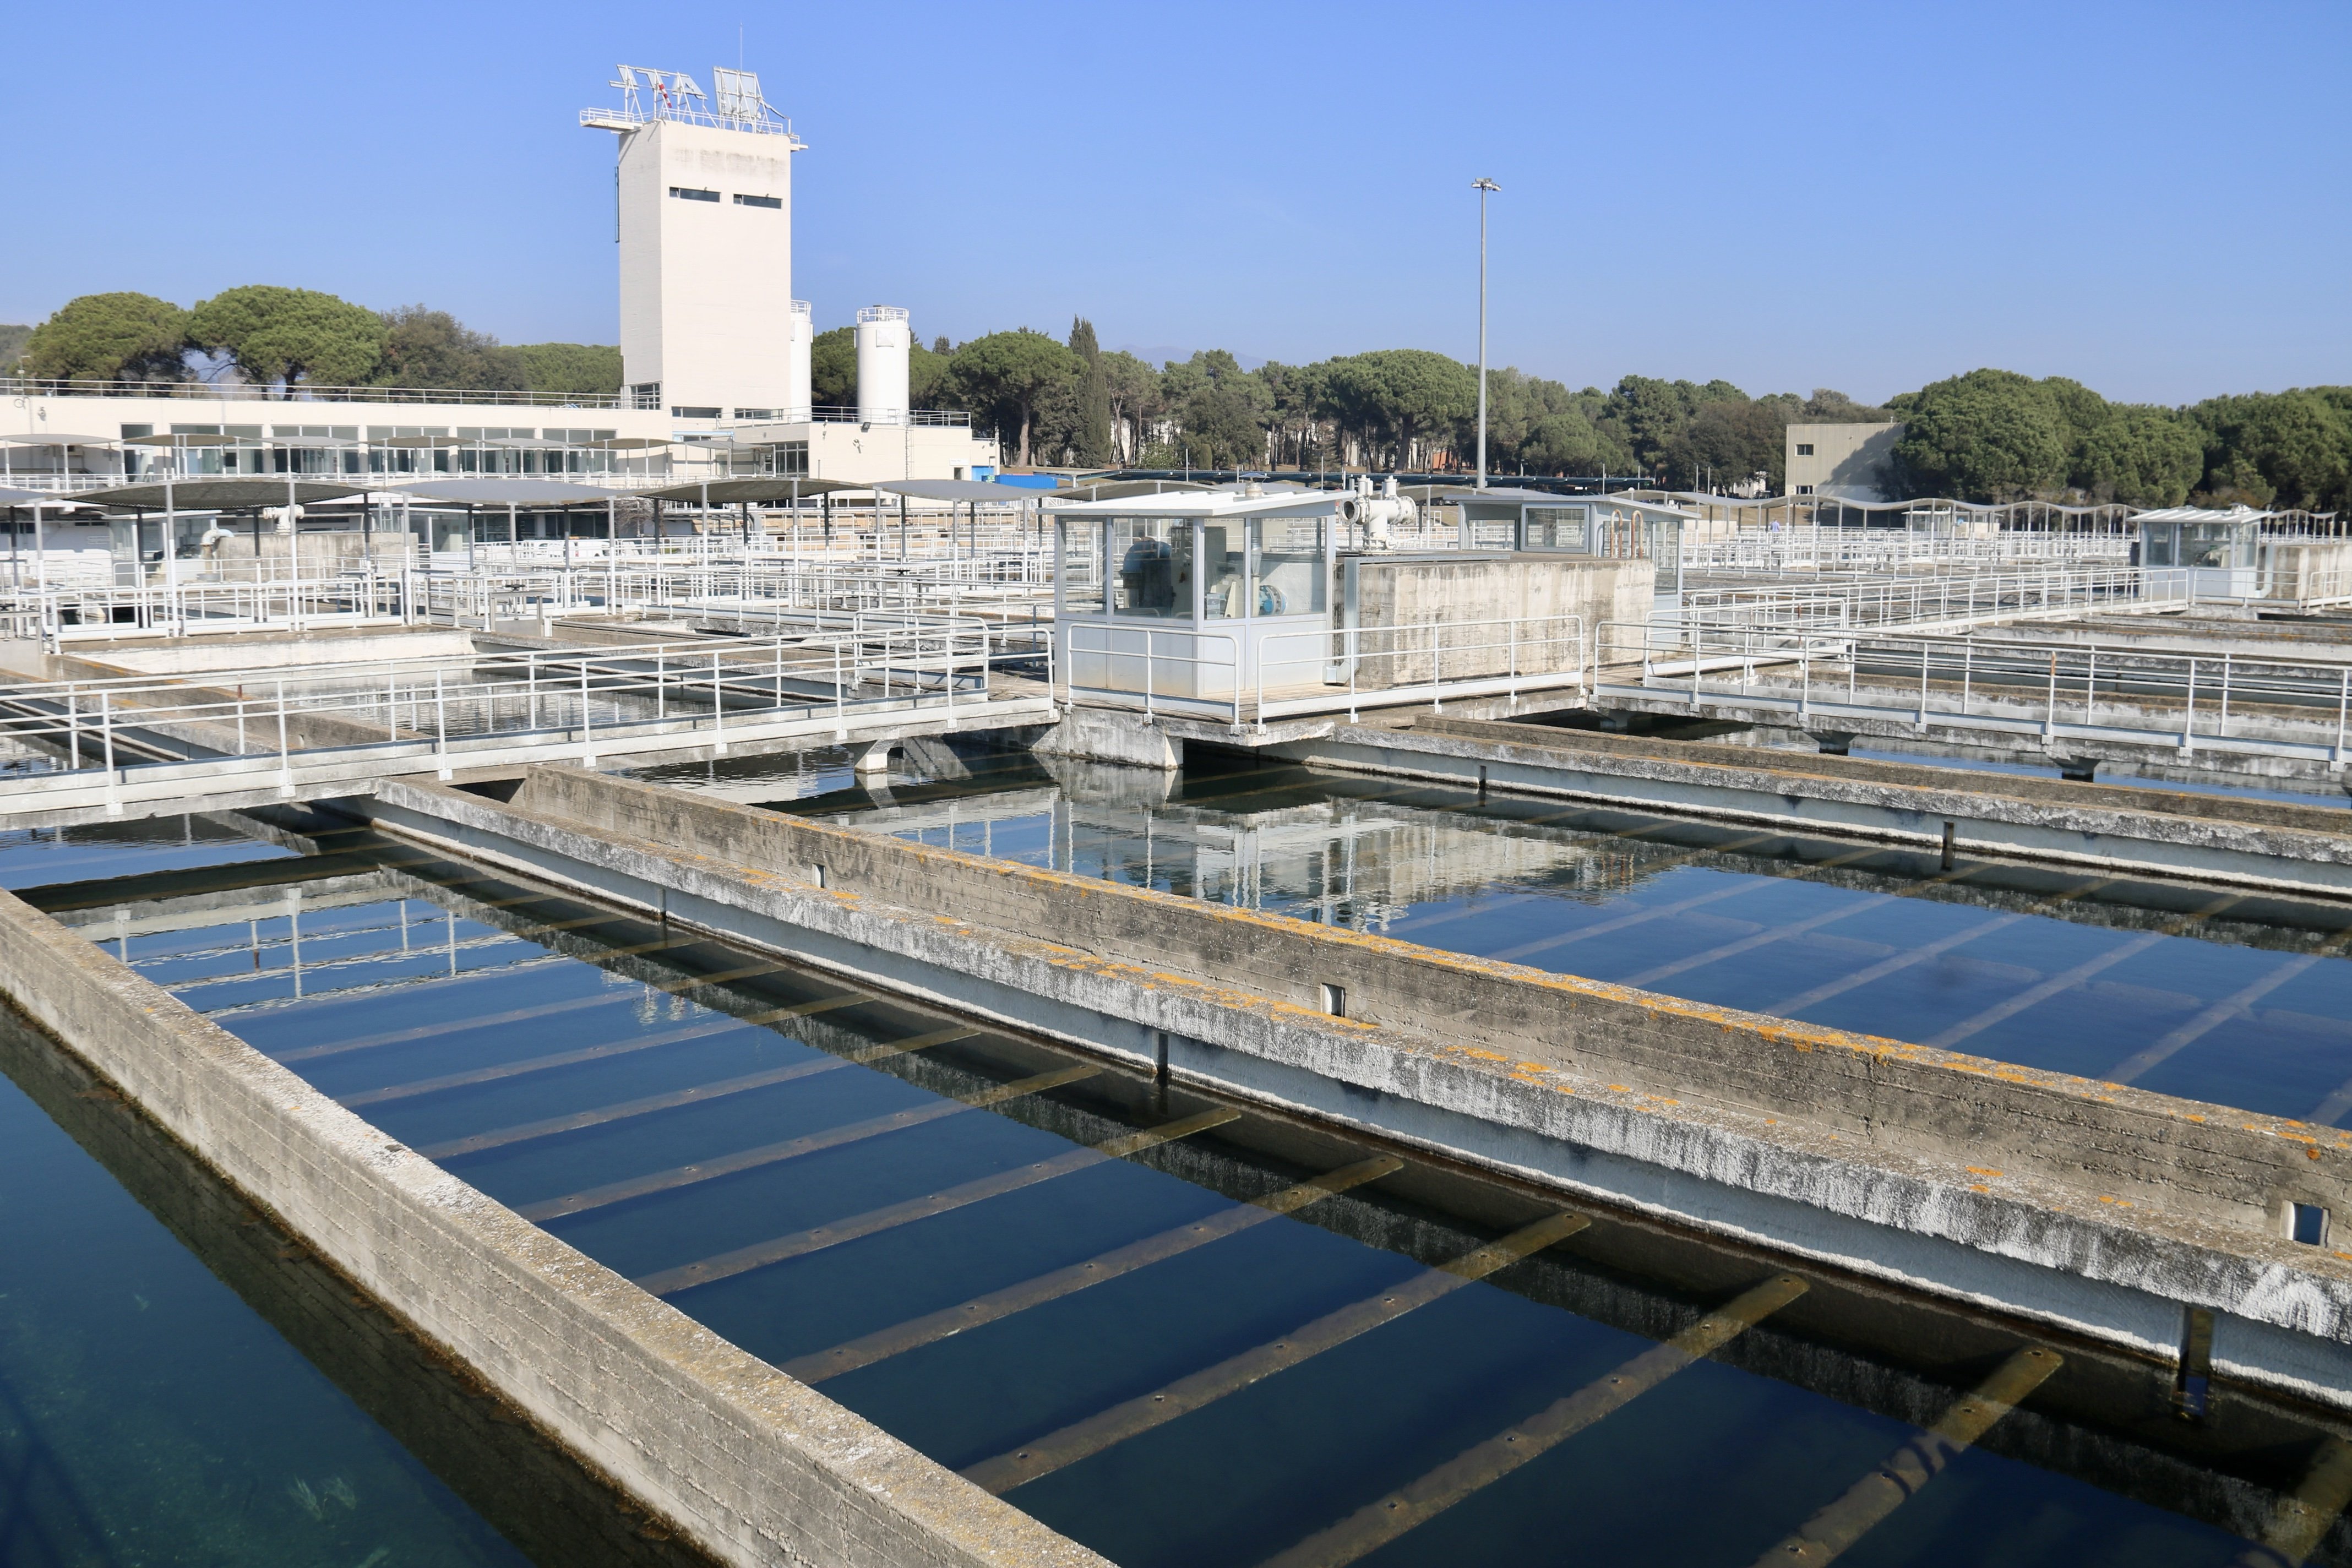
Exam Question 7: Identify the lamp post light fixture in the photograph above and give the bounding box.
[1471,176,1500,491]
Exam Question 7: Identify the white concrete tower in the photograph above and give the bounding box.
[584,67,804,418]
[786,300,813,420]
[855,306,910,426]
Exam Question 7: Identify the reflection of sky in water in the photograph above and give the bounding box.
[765,752,2352,1127]
[63,832,2248,1568]
[0,1018,523,1567]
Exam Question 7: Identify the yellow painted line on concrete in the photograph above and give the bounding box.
[961,1210,1591,1496]
[1259,1273,1808,1568]
[635,1107,1242,1297]
[783,1156,1404,1385]
[1749,1345,2062,1566]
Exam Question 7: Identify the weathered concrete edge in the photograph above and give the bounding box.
[1279,723,2352,896]
[356,776,2352,1408]
[0,884,1109,1568]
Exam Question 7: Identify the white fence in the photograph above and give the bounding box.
[1594,619,2352,767]
[1060,612,1586,727]
[0,623,1028,820]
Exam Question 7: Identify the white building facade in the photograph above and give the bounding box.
[0,62,995,493]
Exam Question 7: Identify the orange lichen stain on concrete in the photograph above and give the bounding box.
[1967,1167,2003,1178]
[1971,1184,1991,1193]
[1607,1085,1631,1094]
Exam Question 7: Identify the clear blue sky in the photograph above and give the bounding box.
[9,1,2345,405]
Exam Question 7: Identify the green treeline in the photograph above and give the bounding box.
[6,288,619,402]
[13,290,2350,509]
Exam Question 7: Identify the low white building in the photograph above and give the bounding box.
[0,60,995,496]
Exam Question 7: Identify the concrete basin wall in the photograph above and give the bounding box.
[351,766,2352,1405]
[0,881,1109,1568]
[501,766,2352,1247]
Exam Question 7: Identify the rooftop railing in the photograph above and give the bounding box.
[2,377,627,409]
[3,380,979,427]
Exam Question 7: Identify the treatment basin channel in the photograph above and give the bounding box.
[0,819,544,1568]
[41,804,2352,1566]
[791,749,2352,1128]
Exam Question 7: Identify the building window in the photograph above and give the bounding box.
[672,406,723,420]
[627,383,661,411]
[668,186,720,202]
[1795,443,1814,456]
[1796,484,1815,495]
[733,408,778,421]
[733,193,782,209]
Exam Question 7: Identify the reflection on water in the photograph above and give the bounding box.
[0,1004,526,1568]
[46,824,2340,1568]
[766,747,2352,1129]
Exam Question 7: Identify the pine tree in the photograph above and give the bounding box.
[1070,317,1113,467]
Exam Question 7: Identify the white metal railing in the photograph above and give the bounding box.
[0,623,1019,818]
[1060,612,1586,728]
[0,571,423,649]
[1595,619,2352,765]
[1674,567,2170,633]
[0,375,625,409]
[1682,527,2135,575]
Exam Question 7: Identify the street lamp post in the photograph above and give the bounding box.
[1472,177,1500,491]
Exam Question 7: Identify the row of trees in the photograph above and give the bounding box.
[832,319,1894,487]
[1887,368,2352,511]
[14,289,2351,509]
[11,288,620,398]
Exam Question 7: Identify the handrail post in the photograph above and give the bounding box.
[274,678,290,792]
[712,649,726,754]
[433,668,449,778]
[100,692,117,814]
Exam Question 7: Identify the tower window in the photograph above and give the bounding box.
[733,193,782,209]
[668,187,720,203]
[1795,443,1815,456]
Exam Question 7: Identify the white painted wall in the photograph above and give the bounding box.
[616,118,797,417]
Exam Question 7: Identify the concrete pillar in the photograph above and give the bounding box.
[851,739,894,777]
[2057,758,2099,783]
[1810,731,1857,756]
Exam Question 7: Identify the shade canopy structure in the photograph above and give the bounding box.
[0,433,120,448]
[121,432,248,449]
[1048,478,1218,503]
[870,479,1042,503]
[1403,484,1578,504]
[631,477,863,504]
[592,435,676,451]
[67,478,366,510]
[368,434,471,449]
[390,478,622,505]
[0,487,55,505]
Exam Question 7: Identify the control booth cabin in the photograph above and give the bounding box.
[1051,489,1653,716]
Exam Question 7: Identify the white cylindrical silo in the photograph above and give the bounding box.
[855,305,910,426]
[786,300,813,420]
